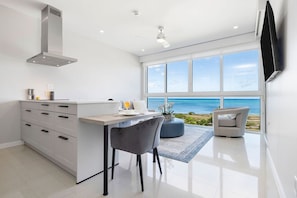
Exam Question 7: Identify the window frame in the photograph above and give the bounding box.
[142,46,265,132]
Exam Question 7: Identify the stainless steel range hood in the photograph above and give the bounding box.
[27,5,77,67]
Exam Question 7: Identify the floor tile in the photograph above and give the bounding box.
[0,132,278,198]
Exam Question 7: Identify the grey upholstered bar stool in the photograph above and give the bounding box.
[110,116,164,192]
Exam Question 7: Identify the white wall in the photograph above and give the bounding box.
[0,5,141,145]
[265,0,297,197]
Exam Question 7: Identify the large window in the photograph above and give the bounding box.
[193,56,220,92]
[147,97,165,111]
[145,49,262,131]
[168,97,220,114]
[167,60,188,92]
[147,64,165,93]
[223,50,259,91]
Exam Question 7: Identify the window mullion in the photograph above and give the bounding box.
[188,59,193,93]
[220,55,224,108]
[165,63,168,103]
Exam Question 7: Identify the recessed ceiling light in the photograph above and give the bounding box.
[233,26,239,29]
[141,49,145,52]
[99,30,104,34]
[132,10,140,16]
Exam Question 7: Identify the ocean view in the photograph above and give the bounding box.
[148,97,260,115]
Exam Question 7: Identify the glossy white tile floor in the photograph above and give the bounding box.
[0,133,279,198]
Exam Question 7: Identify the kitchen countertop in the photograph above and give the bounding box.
[20,99,120,105]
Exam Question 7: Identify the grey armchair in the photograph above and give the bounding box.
[213,107,249,137]
[110,116,164,192]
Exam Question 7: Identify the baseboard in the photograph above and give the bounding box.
[0,140,24,150]
[265,134,286,198]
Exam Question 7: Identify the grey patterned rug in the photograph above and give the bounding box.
[157,125,213,163]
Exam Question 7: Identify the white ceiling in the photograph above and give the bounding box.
[0,0,265,57]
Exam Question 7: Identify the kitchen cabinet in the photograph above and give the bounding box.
[20,100,119,183]
[51,130,77,172]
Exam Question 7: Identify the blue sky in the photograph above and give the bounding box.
[147,49,259,93]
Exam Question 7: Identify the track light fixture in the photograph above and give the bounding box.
[156,26,170,48]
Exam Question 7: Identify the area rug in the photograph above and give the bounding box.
[157,125,213,163]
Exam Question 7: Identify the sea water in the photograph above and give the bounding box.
[148,97,260,115]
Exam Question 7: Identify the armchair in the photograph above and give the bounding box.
[213,107,249,137]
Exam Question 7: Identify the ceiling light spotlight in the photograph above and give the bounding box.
[156,26,170,48]
[132,10,140,16]
[233,25,239,29]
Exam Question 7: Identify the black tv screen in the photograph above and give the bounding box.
[260,1,281,82]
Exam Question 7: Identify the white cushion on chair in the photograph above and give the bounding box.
[218,114,236,120]
[218,114,236,127]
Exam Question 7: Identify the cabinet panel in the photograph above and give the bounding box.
[35,110,54,128]
[35,125,53,157]
[21,102,54,111]
[21,102,37,110]
[51,131,77,172]
[21,121,32,143]
[21,121,39,148]
[54,104,77,115]
[37,102,54,111]
[21,108,36,123]
[53,112,77,137]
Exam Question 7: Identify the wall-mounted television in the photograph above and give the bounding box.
[260,1,281,82]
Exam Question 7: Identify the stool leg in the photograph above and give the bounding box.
[111,148,116,180]
[136,155,139,166]
[138,155,144,192]
[154,148,162,174]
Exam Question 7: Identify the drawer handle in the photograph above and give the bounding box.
[25,124,31,127]
[41,129,49,133]
[58,115,69,119]
[25,109,31,112]
[58,105,69,108]
[41,104,49,106]
[41,112,49,115]
[58,136,68,141]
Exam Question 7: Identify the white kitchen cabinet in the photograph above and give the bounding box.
[35,125,53,157]
[35,109,54,129]
[53,112,77,137]
[20,100,120,183]
[54,103,77,114]
[21,121,36,146]
[51,130,77,172]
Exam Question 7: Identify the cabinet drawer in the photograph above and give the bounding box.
[35,110,54,128]
[21,108,36,123]
[21,101,54,111]
[51,131,77,172]
[35,125,53,157]
[54,104,77,115]
[37,102,54,111]
[21,121,39,148]
[53,112,77,137]
[21,121,33,144]
[21,101,37,110]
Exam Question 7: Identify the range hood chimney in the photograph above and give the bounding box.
[27,5,77,67]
